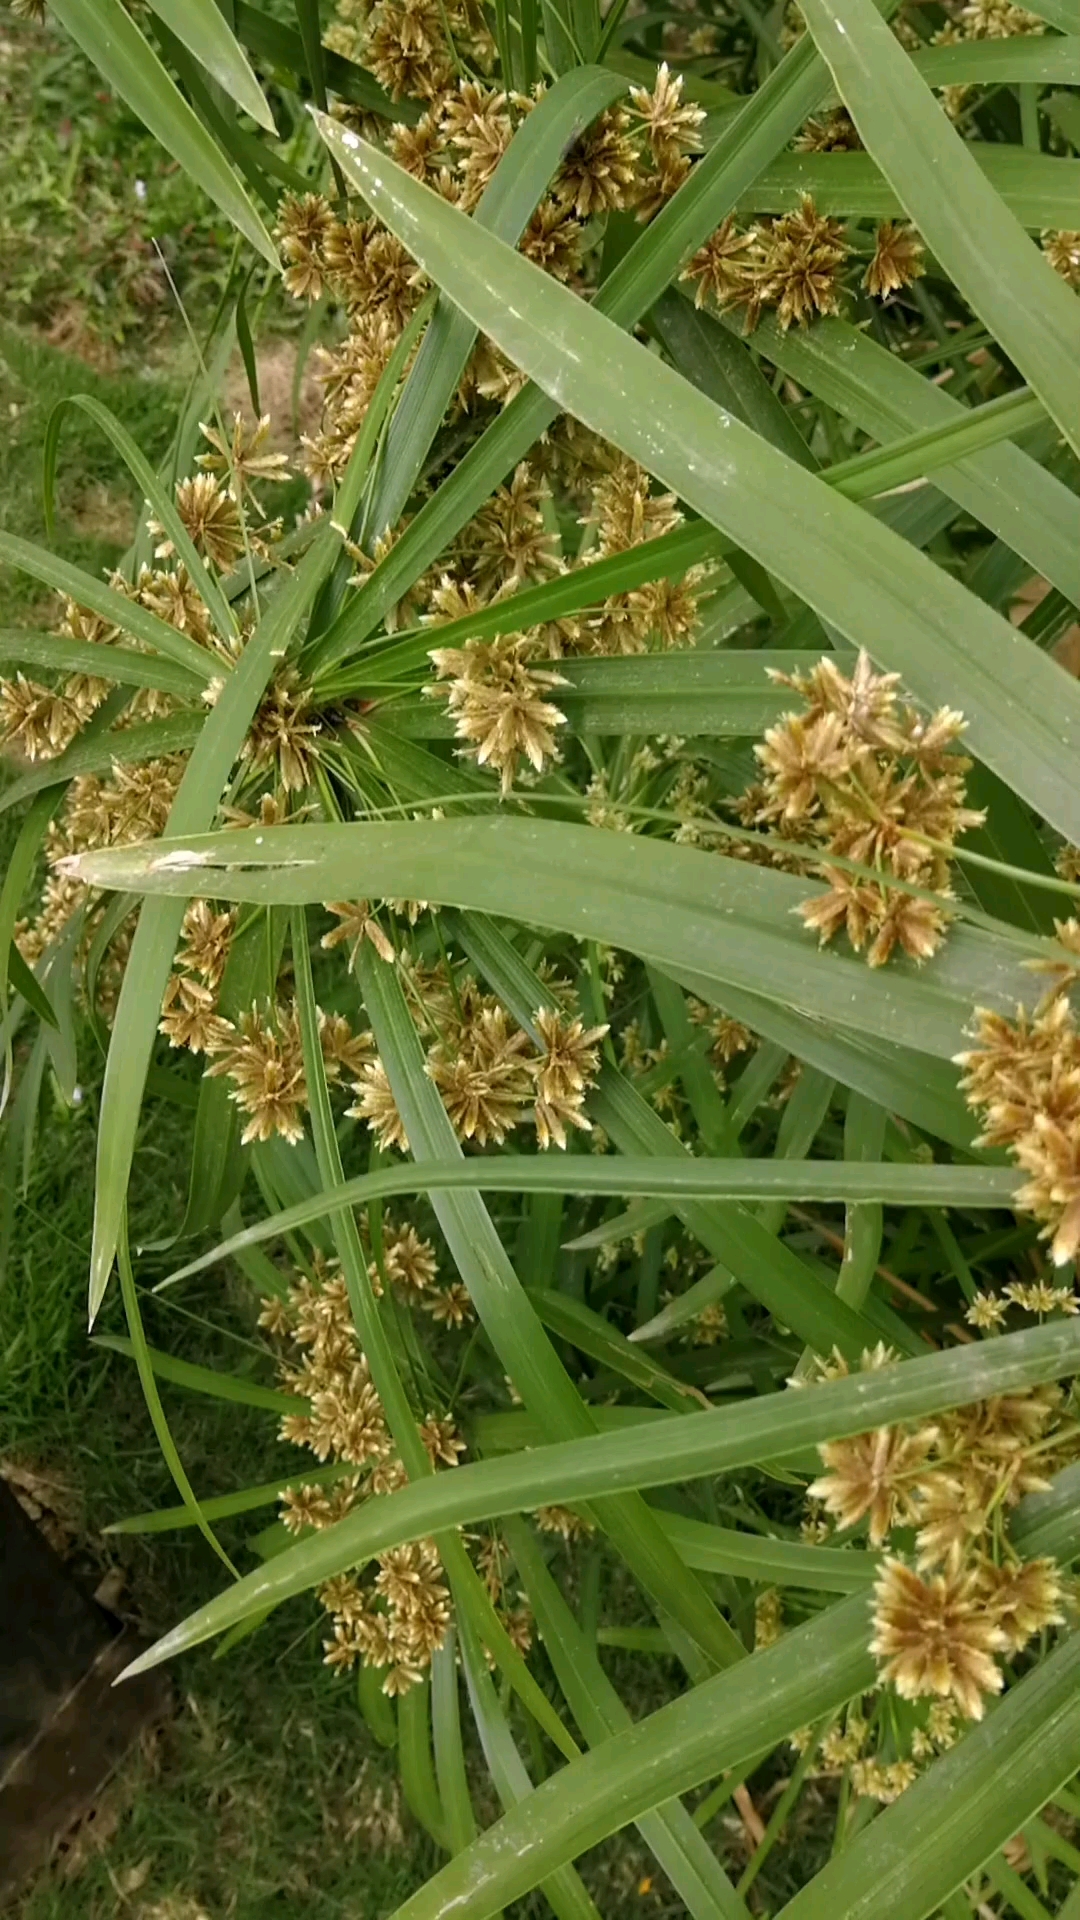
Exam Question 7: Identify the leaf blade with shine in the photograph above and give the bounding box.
[49,0,278,265]
[120,1319,1080,1670]
[798,0,1080,458]
[312,117,1080,844]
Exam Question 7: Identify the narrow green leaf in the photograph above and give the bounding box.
[115,1217,237,1575]
[0,716,202,822]
[235,270,261,416]
[313,118,1080,842]
[679,976,980,1152]
[145,0,275,128]
[331,1597,880,1920]
[507,1519,752,1920]
[798,0,1080,457]
[104,1464,352,1535]
[457,1618,605,1920]
[0,628,204,699]
[0,793,62,1113]
[292,908,583,1762]
[661,1513,876,1594]
[778,1630,1080,1920]
[1012,1463,1080,1566]
[648,288,816,469]
[360,66,627,544]
[153,1152,1017,1302]
[232,0,409,119]
[92,1333,298,1414]
[49,0,278,264]
[836,1092,887,1312]
[727,307,1080,610]
[398,1680,450,1851]
[122,1320,1080,1669]
[910,36,1080,85]
[0,532,219,683]
[432,1635,477,1851]
[302,17,895,673]
[1021,0,1079,28]
[86,304,429,1319]
[358,946,746,1672]
[43,394,237,646]
[532,1289,710,1412]
[734,148,1080,231]
[71,817,1041,1067]
[6,943,59,1033]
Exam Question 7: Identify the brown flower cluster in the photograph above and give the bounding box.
[806,1350,1075,1725]
[3,406,303,996]
[16,757,184,978]
[348,962,606,1155]
[428,636,568,792]
[958,948,1080,1267]
[279,64,701,489]
[804,1698,957,1806]
[1043,230,1080,291]
[746,651,983,968]
[326,0,494,104]
[682,198,925,327]
[263,1250,525,1691]
[265,1259,452,1693]
[272,70,710,785]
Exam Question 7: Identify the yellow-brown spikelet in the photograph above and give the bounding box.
[753,195,848,331]
[748,651,982,968]
[150,474,245,573]
[808,1424,938,1545]
[456,462,560,594]
[349,1058,411,1153]
[528,1006,608,1149]
[205,1002,308,1145]
[976,1556,1065,1651]
[363,0,455,101]
[534,1504,595,1541]
[429,636,568,793]
[956,993,1080,1265]
[960,0,1045,37]
[177,899,235,990]
[0,674,83,761]
[239,667,322,792]
[628,62,705,173]
[276,192,335,301]
[158,973,223,1054]
[864,222,926,298]
[794,109,861,152]
[870,1557,1007,1720]
[424,1281,474,1327]
[679,217,759,311]
[130,564,214,647]
[1042,230,1080,290]
[426,1001,535,1145]
[321,899,396,965]
[555,107,639,218]
[439,80,515,208]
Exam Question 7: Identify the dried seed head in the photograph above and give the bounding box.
[864,222,925,299]
[870,1557,1007,1720]
[1042,230,1080,290]
[205,1002,308,1145]
[150,474,245,573]
[808,1424,938,1545]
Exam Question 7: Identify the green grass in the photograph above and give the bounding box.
[0,325,180,622]
[0,13,236,348]
[0,1034,435,1920]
